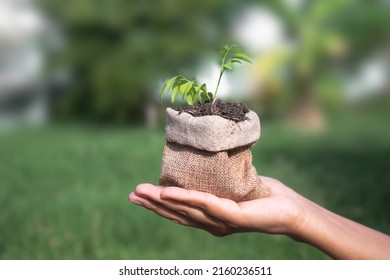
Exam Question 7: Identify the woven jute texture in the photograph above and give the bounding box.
[159,141,270,202]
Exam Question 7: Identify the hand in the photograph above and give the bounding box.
[129,176,390,259]
[128,176,308,237]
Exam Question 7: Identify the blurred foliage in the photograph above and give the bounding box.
[40,0,243,123]
[39,0,389,123]
[291,0,389,78]
[248,0,389,118]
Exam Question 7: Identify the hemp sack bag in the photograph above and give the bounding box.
[159,108,270,202]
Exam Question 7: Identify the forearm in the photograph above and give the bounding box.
[291,198,390,259]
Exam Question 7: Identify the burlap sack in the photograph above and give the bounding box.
[159,108,270,202]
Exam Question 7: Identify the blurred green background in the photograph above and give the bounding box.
[0,0,389,259]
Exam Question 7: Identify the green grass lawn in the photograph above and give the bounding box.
[0,108,389,259]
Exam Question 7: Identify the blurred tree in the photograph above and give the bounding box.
[40,0,389,125]
[252,0,389,130]
[40,0,243,123]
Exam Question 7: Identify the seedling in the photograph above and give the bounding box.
[158,44,269,202]
[159,44,252,106]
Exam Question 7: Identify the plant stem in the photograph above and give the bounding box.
[213,45,230,105]
[212,69,224,105]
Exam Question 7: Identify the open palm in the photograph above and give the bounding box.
[129,176,305,237]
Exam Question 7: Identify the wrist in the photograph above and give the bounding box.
[284,195,322,242]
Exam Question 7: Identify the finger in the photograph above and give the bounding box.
[160,187,242,223]
[160,187,237,213]
[133,183,163,198]
[132,194,233,237]
[133,184,224,228]
[130,191,207,230]
[159,196,227,228]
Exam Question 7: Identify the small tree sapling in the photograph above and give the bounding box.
[159,44,252,107]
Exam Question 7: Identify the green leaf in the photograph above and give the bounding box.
[198,83,210,103]
[200,91,212,102]
[231,59,242,64]
[159,84,165,103]
[230,45,244,53]
[159,76,177,102]
[186,94,194,105]
[189,88,199,104]
[186,87,199,105]
[232,53,252,63]
[165,76,178,92]
[193,92,198,104]
[171,85,180,103]
[223,61,233,70]
[180,81,193,99]
[200,83,207,93]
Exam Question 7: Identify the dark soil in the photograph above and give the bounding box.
[176,99,250,122]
